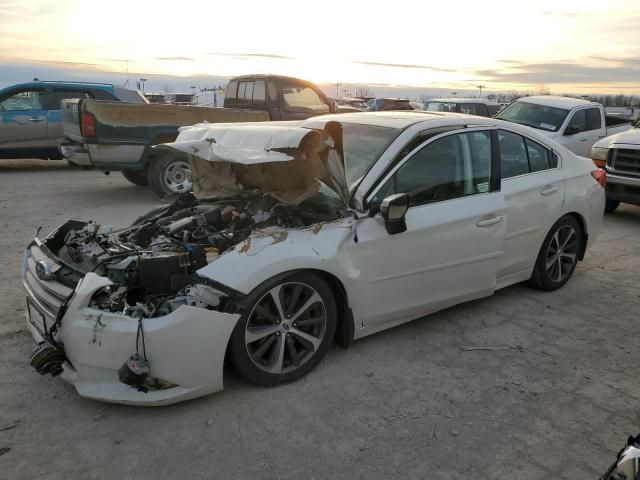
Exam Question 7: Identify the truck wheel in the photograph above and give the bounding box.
[605,199,620,214]
[147,151,193,199]
[121,170,149,186]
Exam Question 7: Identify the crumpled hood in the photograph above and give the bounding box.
[160,122,349,206]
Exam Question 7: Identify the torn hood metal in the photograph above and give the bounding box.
[160,122,350,206]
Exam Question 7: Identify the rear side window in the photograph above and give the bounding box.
[48,90,91,109]
[586,108,602,131]
[225,80,238,102]
[253,80,266,104]
[460,103,480,116]
[499,129,555,178]
[93,89,118,101]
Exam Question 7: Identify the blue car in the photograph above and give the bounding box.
[0,81,146,160]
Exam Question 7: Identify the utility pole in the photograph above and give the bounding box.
[477,85,485,97]
[452,91,457,98]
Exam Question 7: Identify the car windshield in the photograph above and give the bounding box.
[425,101,458,112]
[496,101,569,132]
[342,122,401,189]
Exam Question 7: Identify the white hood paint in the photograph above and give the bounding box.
[593,127,640,149]
[160,122,349,206]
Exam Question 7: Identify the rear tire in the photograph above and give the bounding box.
[121,170,149,186]
[528,216,583,291]
[147,151,193,199]
[604,199,620,214]
[229,272,338,387]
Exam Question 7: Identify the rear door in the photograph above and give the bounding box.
[0,88,49,150]
[496,129,564,280]
[354,129,506,326]
[45,89,91,145]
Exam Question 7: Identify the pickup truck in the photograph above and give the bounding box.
[59,74,339,198]
[425,98,501,117]
[495,96,633,157]
[591,121,640,213]
[0,81,146,160]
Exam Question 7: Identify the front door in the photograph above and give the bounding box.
[562,107,602,156]
[0,88,49,151]
[352,129,506,327]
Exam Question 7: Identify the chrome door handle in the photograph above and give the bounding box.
[541,185,558,196]
[476,215,503,227]
[28,117,45,122]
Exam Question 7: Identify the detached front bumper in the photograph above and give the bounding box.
[23,243,241,406]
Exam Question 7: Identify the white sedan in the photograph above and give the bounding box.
[23,112,605,405]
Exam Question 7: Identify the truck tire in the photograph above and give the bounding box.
[147,151,193,199]
[121,170,149,186]
[604,199,620,214]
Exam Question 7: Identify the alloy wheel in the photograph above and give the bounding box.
[244,282,327,374]
[545,225,578,283]
[163,160,193,193]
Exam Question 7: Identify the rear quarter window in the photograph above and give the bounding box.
[225,81,238,103]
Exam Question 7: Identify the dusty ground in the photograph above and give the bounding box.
[0,160,639,480]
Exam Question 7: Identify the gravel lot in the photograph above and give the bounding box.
[1,160,639,479]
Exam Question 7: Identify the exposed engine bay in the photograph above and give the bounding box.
[47,191,346,320]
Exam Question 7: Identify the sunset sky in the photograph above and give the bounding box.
[1,0,639,95]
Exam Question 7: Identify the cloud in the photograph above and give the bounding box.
[476,61,640,84]
[154,57,195,61]
[354,61,455,73]
[205,52,293,60]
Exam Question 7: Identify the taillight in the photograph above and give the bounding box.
[591,169,607,188]
[81,112,96,137]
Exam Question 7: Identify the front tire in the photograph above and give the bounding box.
[147,152,193,198]
[529,216,583,291]
[605,199,620,214]
[229,272,337,386]
[122,169,149,186]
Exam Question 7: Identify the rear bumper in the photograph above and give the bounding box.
[60,143,91,166]
[606,172,640,206]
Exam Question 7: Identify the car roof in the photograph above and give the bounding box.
[516,95,598,109]
[428,98,500,105]
[302,111,473,129]
[2,81,116,92]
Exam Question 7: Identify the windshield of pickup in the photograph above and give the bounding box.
[496,101,569,132]
[342,122,401,189]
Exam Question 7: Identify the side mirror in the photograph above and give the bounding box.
[380,193,410,235]
[564,125,580,136]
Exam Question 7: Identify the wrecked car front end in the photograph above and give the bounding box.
[23,121,351,405]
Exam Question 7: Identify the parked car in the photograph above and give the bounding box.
[367,98,415,111]
[59,74,338,198]
[0,81,146,160]
[224,74,338,120]
[59,99,268,197]
[424,98,501,117]
[333,97,369,110]
[591,119,640,212]
[495,96,633,157]
[24,112,604,405]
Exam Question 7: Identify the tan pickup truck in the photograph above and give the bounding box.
[60,99,269,197]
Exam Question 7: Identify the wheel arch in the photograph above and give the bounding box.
[564,211,589,260]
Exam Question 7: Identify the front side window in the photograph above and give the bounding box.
[282,84,329,114]
[586,107,602,131]
[425,101,457,113]
[0,89,45,111]
[496,101,569,132]
[460,103,479,115]
[372,131,492,208]
[566,109,587,134]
